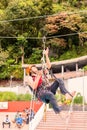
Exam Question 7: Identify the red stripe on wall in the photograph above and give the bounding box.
[0,101,42,112]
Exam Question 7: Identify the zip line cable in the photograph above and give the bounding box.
[47,31,87,39]
[0,10,87,23]
[0,31,87,39]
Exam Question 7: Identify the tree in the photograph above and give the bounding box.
[16,33,28,64]
[45,11,87,57]
[0,45,9,66]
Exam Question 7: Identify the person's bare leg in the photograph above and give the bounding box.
[65,91,76,100]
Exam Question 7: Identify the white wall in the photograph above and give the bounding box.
[67,76,87,102]
[1,76,87,102]
[0,85,32,95]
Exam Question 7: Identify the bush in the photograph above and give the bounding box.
[0,65,23,79]
[17,93,31,101]
[23,93,31,101]
[0,92,17,101]
[0,92,32,101]
[83,65,87,71]
[74,93,83,104]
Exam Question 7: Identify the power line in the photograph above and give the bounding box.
[0,31,87,39]
[47,31,87,39]
[0,10,87,23]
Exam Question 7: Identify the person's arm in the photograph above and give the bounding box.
[33,74,41,89]
[25,74,41,90]
[43,47,51,69]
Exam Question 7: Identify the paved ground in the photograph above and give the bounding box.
[0,112,29,130]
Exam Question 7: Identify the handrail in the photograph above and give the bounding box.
[28,103,45,130]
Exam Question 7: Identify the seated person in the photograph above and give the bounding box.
[26,114,29,124]
[16,114,23,128]
[21,109,27,123]
[2,115,11,128]
[29,109,35,121]
[12,111,20,123]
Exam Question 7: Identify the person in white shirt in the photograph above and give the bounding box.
[2,115,11,128]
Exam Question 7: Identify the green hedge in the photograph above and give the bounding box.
[73,93,83,104]
[0,91,32,101]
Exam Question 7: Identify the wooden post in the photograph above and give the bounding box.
[23,68,26,86]
[76,63,78,77]
[61,65,64,78]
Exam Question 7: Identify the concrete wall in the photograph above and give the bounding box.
[0,85,32,95]
[0,101,42,112]
[67,76,87,102]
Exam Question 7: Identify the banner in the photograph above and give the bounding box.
[0,102,8,109]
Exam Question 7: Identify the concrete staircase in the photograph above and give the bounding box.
[36,110,87,130]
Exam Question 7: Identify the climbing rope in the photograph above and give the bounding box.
[41,36,48,122]
[65,92,77,130]
[41,36,46,70]
[29,36,48,126]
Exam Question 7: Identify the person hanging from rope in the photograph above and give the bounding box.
[25,47,76,119]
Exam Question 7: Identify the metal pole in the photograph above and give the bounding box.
[10,75,13,87]
[23,68,26,86]
[79,68,85,111]
[82,69,85,111]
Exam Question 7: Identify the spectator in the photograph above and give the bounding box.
[26,114,29,124]
[25,107,30,114]
[2,115,11,128]
[29,109,35,121]
[16,114,23,128]
[12,111,20,123]
[21,109,27,123]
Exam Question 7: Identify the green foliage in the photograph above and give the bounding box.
[0,91,17,101]
[76,45,87,56]
[11,66,23,79]
[53,3,64,12]
[59,48,78,60]
[0,47,9,66]
[17,93,31,101]
[0,91,32,101]
[83,66,87,71]
[0,65,23,79]
[74,93,83,104]
[33,0,53,16]
[0,0,87,80]
[17,94,25,101]
[7,59,15,65]
[27,48,42,64]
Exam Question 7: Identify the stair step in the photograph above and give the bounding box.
[36,111,87,130]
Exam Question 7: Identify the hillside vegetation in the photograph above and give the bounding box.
[0,0,87,79]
